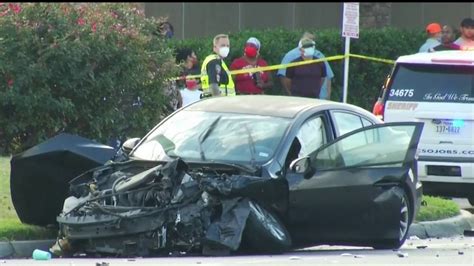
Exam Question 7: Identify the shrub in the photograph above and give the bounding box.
[169,27,425,108]
[0,3,179,154]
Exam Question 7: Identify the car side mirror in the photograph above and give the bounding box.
[289,156,314,178]
[121,138,141,155]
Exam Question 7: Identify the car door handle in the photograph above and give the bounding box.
[373,181,399,188]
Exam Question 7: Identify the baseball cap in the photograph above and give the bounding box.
[299,38,315,48]
[426,23,442,34]
[460,18,474,28]
[246,37,261,50]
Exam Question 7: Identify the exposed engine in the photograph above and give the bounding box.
[53,159,286,257]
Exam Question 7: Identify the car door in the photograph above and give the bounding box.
[286,122,423,245]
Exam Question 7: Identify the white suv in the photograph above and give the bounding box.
[373,50,474,203]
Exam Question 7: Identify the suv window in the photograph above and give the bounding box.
[388,63,474,103]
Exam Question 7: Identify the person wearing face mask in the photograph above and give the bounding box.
[418,23,442,53]
[230,37,273,95]
[159,21,174,39]
[175,48,202,107]
[200,34,235,97]
[278,32,334,100]
[285,38,327,99]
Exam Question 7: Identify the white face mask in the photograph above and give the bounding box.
[218,46,230,58]
[303,47,315,57]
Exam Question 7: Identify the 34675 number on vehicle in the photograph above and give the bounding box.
[389,89,414,98]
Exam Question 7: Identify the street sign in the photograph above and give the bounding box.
[341,2,359,103]
[342,3,359,39]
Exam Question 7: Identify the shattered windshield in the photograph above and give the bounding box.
[131,110,291,164]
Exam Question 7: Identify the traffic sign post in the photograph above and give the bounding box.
[342,2,359,103]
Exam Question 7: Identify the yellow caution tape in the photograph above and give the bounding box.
[170,54,394,81]
[348,53,395,64]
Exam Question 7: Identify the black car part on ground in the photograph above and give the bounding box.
[10,133,116,226]
[55,158,291,257]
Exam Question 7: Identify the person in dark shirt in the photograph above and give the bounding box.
[175,48,201,89]
[430,25,461,52]
[286,38,327,98]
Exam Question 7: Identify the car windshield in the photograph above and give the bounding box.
[131,110,291,164]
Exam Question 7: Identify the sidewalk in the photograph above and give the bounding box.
[1,210,473,259]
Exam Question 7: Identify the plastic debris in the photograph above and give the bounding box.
[32,249,51,260]
[464,230,474,237]
[416,245,428,249]
[397,251,408,258]
[354,255,365,258]
[458,251,464,255]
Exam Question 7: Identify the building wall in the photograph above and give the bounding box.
[144,2,474,40]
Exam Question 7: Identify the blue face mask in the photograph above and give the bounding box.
[303,47,315,57]
[165,31,174,39]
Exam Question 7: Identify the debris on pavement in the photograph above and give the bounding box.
[463,230,474,237]
[32,249,52,260]
[458,250,464,255]
[397,251,408,258]
[353,255,365,258]
[408,236,420,240]
[340,253,352,257]
[416,245,428,249]
[289,256,301,260]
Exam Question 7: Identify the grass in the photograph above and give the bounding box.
[0,156,463,240]
[415,195,461,222]
[0,156,57,241]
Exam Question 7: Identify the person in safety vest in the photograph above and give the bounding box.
[200,34,235,97]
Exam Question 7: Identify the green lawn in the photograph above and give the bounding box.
[0,156,462,240]
[0,156,17,221]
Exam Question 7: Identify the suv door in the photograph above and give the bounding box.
[286,122,423,246]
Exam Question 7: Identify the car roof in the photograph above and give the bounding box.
[397,50,474,65]
[185,95,365,118]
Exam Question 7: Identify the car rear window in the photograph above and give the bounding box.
[387,63,474,103]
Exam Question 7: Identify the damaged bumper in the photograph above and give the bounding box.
[54,159,291,257]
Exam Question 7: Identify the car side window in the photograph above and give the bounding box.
[332,111,365,136]
[295,116,327,157]
[313,124,417,170]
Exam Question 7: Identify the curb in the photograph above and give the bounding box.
[0,239,55,259]
[1,211,473,259]
[408,210,474,239]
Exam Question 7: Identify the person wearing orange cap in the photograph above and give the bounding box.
[418,23,442,53]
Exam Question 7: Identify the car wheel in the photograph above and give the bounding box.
[373,188,411,250]
[241,200,291,253]
[467,197,474,206]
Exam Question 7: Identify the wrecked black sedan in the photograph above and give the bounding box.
[52,95,423,256]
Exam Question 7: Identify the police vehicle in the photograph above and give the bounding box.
[373,50,474,203]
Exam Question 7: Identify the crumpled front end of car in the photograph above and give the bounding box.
[53,159,290,257]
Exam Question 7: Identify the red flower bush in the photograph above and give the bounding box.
[0,3,179,154]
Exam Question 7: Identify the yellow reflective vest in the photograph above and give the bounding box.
[200,54,235,96]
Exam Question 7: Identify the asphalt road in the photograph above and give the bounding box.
[2,236,473,266]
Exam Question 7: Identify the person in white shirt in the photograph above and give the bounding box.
[175,48,202,107]
[454,18,474,49]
